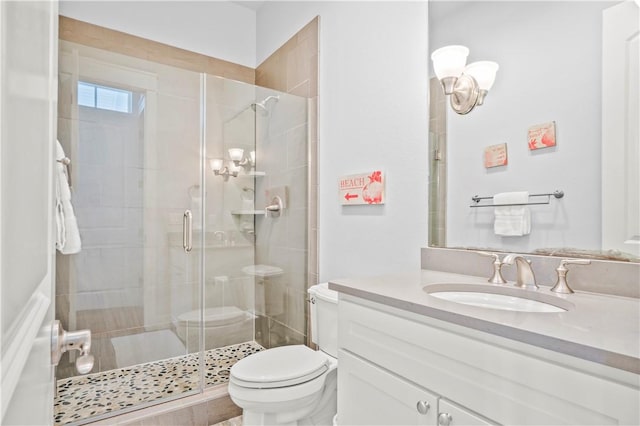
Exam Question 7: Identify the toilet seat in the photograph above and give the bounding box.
[230,345,329,389]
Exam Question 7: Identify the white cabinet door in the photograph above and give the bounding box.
[438,399,496,426]
[0,1,58,424]
[338,349,438,426]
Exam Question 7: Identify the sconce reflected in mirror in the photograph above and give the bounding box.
[228,148,255,170]
[431,45,499,115]
[210,158,238,181]
[211,149,256,180]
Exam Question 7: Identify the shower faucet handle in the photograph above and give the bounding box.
[51,320,95,375]
[264,196,284,218]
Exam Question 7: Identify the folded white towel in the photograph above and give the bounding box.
[55,140,82,254]
[493,191,531,236]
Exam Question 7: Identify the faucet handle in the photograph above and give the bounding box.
[476,251,507,284]
[550,259,591,294]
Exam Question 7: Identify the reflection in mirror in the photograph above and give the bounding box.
[428,0,639,262]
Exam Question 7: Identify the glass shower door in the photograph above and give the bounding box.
[55,41,204,423]
[203,74,310,368]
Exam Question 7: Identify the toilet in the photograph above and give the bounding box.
[228,283,338,425]
[176,306,254,352]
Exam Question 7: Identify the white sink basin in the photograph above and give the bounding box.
[424,283,573,313]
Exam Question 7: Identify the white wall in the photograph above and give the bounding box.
[257,2,429,281]
[430,1,609,254]
[59,1,257,68]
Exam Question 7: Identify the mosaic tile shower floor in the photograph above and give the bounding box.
[54,341,263,425]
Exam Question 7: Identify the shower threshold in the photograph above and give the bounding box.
[54,341,263,426]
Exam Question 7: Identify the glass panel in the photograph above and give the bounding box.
[201,77,309,381]
[203,75,258,362]
[253,87,309,350]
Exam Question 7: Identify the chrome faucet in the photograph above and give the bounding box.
[502,254,538,290]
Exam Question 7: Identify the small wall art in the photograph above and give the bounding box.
[339,170,385,205]
[528,121,556,150]
[484,143,508,168]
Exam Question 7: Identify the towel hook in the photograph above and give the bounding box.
[56,157,72,188]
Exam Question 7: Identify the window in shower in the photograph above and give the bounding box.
[77,81,133,113]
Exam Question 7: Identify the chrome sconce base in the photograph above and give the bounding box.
[440,74,489,115]
[232,157,254,171]
[448,74,480,115]
[213,167,238,181]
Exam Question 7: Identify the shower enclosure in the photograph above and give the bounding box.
[54,40,309,425]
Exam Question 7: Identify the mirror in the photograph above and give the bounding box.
[428,0,639,262]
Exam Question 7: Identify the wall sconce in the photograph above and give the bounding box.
[228,148,255,170]
[431,45,499,115]
[210,158,238,181]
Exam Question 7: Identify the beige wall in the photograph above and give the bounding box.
[59,16,255,84]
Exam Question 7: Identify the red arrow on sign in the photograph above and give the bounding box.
[344,193,358,201]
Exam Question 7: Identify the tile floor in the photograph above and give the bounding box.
[54,341,262,425]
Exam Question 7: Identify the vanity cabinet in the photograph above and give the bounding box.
[339,349,493,425]
[337,295,640,425]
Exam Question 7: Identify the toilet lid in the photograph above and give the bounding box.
[230,345,329,389]
[177,306,245,327]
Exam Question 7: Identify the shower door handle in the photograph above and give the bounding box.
[183,210,193,253]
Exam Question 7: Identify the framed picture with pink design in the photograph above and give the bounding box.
[528,121,556,150]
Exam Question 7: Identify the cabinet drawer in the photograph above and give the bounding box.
[438,399,495,426]
[338,349,438,425]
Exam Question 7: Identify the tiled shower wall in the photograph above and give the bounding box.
[254,17,319,347]
[428,77,447,247]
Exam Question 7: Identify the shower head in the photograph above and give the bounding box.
[251,95,280,115]
[250,102,268,115]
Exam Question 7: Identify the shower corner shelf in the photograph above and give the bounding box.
[231,210,264,215]
[240,171,266,177]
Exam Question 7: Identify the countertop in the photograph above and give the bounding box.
[329,270,640,375]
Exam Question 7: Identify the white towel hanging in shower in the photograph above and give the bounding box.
[55,140,82,254]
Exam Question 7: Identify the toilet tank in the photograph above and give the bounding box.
[308,283,338,358]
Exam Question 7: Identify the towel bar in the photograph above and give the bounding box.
[470,190,564,208]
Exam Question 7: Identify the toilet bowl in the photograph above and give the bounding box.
[176,306,254,352]
[228,283,339,425]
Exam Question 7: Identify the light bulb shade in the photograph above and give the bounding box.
[464,61,499,91]
[249,150,256,165]
[228,148,244,162]
[430,45,469,80]
[210,158,224,171]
